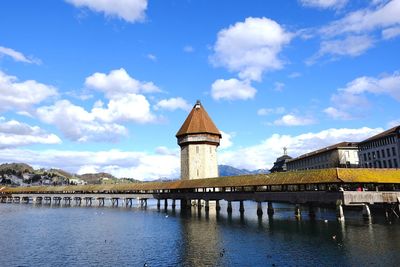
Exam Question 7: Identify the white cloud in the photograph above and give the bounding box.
[0,148,180,180]
[211,78,256,101]
[274,82,285,91]
[92,94,156,123]
[257,107,285,116]
[382,26,400,39]
[85,68,160,98]
[219,127,382,170]
[288,72,302,78]
[299,0,348,9]
[308,35,374,63]
[325,71,400,120]
[274,114,315,126]
[210,17,292,81]
[147,53,157,61]
[0,71,57,112]
[0,117,61,148]
[66,0,148,23]
[321,0,400,37]
[183,45,194,53]
[155,97,191,112]
[0,46,39,64]
[219,131,233,150]
[36,100,128,142]
[323,107,353,120]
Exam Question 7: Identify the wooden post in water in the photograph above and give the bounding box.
[205,200,209,212]
[362,204,371,219]
[267,202,274,216]
[157,199,161,209]
[239,201,245,214]
[295,204,301,220]
[257,202,263,216]
[227,201,233,213]
[215,200,221,211]
[336,200,345,222]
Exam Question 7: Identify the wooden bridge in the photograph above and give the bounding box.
[2,168,400,221]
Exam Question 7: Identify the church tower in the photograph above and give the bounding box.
[176,100,221,180]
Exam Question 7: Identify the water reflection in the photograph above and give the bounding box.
[0,202,400,266]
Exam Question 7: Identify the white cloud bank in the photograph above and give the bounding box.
[155,97,191,112]
[325,71,400,119]
[0,71,57,112]
[0,117,61,148]
[274,114,315,126]
[0,148,179,181]
[219,127,383,170]
[211,78,256,101]
[85,68,160,98]
[299,0,348,9]
[66,0,148,23]
[211,17,292,82]
[0,46,39,64]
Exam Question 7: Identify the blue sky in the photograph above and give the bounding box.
[0,0,399,179]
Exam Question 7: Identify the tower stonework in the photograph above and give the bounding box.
[176,100,221,180]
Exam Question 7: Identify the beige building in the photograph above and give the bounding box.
[176,100,221,180]
[286,142,359,171]
[358,125,400,168]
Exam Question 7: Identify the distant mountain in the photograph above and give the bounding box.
[218,165,270,177]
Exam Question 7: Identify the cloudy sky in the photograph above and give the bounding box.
[0,0,399,180]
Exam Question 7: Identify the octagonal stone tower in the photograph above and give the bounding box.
[176,100,222,180]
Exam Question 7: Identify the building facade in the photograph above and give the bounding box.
[286,142,359,171]
[176,101,222,180]
[358,125,400,168]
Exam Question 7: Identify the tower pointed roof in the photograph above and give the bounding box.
[176,100,221,137]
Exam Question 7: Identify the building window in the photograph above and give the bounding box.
[387,148,391,157]
[378,161,382,168]
[388,159,392,168]
[368,152,371,160]
[196,146,199,154]
[383,160,387,168]
[382,149,385,158]
[363,154,367,161]
[364,163,368,168]
[392,147,396,156]
[377,150,380,159]
[394,159,398,168]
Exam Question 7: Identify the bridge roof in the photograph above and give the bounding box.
[1,169,400,194]
[176,100,221,138]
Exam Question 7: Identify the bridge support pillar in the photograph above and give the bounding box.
[75,197,81,206]
[157,199,161,209]
[267,202,274,216]
[239,201,245,214]
[257,202,263,216]
[172,199,176,209]
[197,199,202,210]
[215,200,221,212]
[164,199,168,210]
[205,200,209,212]
[98,198,104,207]
[336,201,345,222]
[227,201,232,213]
[294,205,301,220]
[362,204,371,219]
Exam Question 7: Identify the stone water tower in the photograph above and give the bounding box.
[176,100,222,180]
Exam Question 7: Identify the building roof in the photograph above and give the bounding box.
[360,125,400,143]
[288,142,358,162]
[2,169,400,194]
[176,100,221,137]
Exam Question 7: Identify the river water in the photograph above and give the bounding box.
[0,201,399,267]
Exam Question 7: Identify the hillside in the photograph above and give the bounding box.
[218,165,270,176]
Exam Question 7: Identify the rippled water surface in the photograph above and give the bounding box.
[1,201,400,266]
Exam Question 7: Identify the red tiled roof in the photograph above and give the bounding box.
[176,101,221,137]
